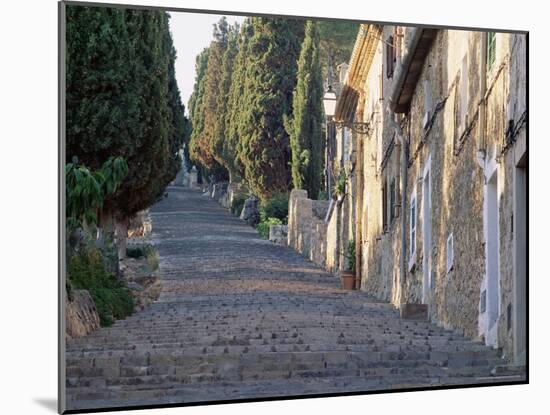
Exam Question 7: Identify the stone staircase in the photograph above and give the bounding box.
[65,185,525,411]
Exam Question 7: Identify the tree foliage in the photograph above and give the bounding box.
[66,6,186,219]
[214,22,240,179]
[185,16,357,201]
[224,21,253,181]
[235,17,305,201]
[189,18,229,173]
[318,21,359,81]
[66,157,129,231]
[285,21,324,198]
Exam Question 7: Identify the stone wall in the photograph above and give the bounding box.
[66,289,100,338]
[287,189,330,270]
[351,26,526,362]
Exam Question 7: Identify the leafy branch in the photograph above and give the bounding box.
[66,156,129,231]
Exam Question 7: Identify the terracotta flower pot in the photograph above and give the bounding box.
[341,271,355,290]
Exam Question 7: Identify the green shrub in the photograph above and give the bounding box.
[256,217,283,239]
[126,244,154,259]
[127,243,159,271]
[334,168,347,198]
[68,247,134,326]
[260,193,289,223]
[231,195,246,216]
[344,239,356,273]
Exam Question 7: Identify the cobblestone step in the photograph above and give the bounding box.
[65,185,525,411]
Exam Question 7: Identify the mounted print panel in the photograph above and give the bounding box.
[59,1,528,412]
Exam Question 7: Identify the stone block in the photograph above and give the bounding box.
[269,225,288,245]
[66,289,100,339]
[240,196,260,226]
[120,366,148,377]
[399,303,429,321]
[94,356,120,368]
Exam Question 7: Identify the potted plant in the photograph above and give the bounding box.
[341,239,356,290]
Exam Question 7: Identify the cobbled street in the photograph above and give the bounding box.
[65,184,525,411]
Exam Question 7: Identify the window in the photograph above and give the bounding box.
[386,35,396,78]
[409,189,417,263]
[423,79,433,130]
[343,128,350,164]
[446,233,454,273]
[487,32,496,69]
[382,178,388,232]
[390,178,396,223]
[458,55,469,134]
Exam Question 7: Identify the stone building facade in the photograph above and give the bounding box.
[302,24,527,363]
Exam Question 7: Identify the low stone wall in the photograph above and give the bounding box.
[66,289,100,339]
[288,189,330,269]
[269,224,288,245]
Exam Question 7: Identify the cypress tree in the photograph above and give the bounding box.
[236,17,305,201]
[66,6,185,220]
[187,47,209,166]
[225,20,253,182]
[285,20,324,199]
[189,18,229,174]
[112,10,172,217]
[66,6,138,170]
[214,23,240,180]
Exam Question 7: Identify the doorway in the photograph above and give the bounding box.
[485,168,500,347]
[513,153,527,364]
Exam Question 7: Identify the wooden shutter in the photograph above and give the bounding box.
[382,178,388,231]
[386,36,395,78]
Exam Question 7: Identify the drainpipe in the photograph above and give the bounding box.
[477,32,488,167]
[387,105,408,304]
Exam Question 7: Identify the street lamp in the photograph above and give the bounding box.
[323,86,337,118]
[322,84,371,200]
[323,85,338,199]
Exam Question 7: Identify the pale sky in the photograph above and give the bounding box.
[168,11,246,116]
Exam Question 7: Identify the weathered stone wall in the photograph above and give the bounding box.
[268,224,288,246]
[495,33,528,361]
[355,26,526,360]
[287,189,331,270]
[66,289,100,338]
[359,25,406,305]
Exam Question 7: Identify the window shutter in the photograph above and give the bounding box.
[390,178,396,222]
[460,55,469,132]
[382,178,388,231]
[386,36,395,78]
[423,80,433,130]
[410,196,416,259]
[446,233,454,272]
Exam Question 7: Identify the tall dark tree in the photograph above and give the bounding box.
[187,46,209,170]
[236,17,305,201]
[214,22,240,180]
[285,21,324,199]
[189,19,227,171]
[225,20,253,182]
[66,6,185,223]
